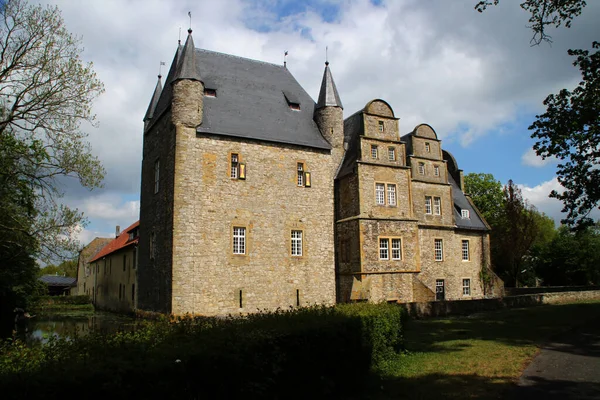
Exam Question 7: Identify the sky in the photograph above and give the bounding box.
[33,0,600,245]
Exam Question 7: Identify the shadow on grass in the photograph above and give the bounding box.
[402,302,600,357]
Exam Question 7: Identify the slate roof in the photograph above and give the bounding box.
[449,174,489,231]
[89,221,140,263]
[149,38,331,151]
[143,75,162,122]
[316,62,343,110]
[336,110,364,178]
[39,275,76,287]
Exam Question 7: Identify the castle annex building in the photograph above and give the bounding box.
[139,29,499,315]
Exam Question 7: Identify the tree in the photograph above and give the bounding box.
[38,259,77,278]
[0,0,104,327]
[475,1,599,228]
[464,173,504,226]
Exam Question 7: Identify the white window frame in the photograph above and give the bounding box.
[387,184,397,206]
[154,159,160,194]
[434,165,439,176]
[462,240,470,261]
[425,196,432,214]
[231,153,239,179]
[391,238,402,260]
[375,183,385,205]
[433,197,441,215]
[297,163,304,187]
[461,209,470,219]
[379,238,389,260]
[418,162,425,175]
[388,147,396,161]
[233,227,246,255]
[371,145,378,159]
[378,120,384,132]
[434,238,443,261]
[463,278,471,296]
[291,230,303,257]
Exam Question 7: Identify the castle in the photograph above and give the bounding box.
[136,29,501,315]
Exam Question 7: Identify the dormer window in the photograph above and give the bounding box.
[461,209,470,219]
[204,88,217,97]
[288,102,300,111]
[283,90,301,111]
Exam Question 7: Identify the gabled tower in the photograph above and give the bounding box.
[314,61,344,176]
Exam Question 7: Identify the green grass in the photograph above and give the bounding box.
[370,300,600,399]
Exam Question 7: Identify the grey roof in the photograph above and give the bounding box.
[150,36,330,151]
[39,275,76,287]
[173,30,202,83]
[143,75,162,122]
[316,62,343,110]
[336,110,364,178]
[449,174,489,231]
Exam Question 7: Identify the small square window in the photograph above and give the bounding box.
[461,209,470,219]
[388,147,396,161]
[378,121,384,132]
[463,278,471,296]
[434,239,443,261]
[371,145,378,159]
[425,142,430,152]
[379,238,389,260]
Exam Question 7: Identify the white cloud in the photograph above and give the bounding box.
[521,148,557,167]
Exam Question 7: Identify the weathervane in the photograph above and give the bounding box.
[325,46,329,66]
[178,27,181,44]
[188,11,192,33]
[158,61,165,78]
[284,50,288,68]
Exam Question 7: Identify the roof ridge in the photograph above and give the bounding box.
[196,48,286,69]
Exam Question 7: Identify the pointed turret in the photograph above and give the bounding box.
[316,61,343,110]
[173,29,202,84]
[314,61,344,177]
[143,74,163,130]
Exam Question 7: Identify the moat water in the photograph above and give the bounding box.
[12,310,137,345]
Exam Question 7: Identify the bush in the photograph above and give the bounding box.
[0,303,405,399]
[36,295,91,306]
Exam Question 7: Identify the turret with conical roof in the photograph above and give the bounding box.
[171,28,204,128]
[314,61,344,176]
[143,74,163,131]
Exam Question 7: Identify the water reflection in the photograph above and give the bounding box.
[15,311,137,345]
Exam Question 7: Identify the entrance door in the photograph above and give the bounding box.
[436,279,445,301]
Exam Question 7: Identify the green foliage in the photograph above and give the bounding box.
[36,295,91,306]
[0,304,406,399]
[38,259,77,278]
[530,42,600,227]
[464,172,504,226]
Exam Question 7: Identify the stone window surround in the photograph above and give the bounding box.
[230,152,239,179]
[232,226,246,255]
[297,162,304,187]
[425,142,431,153]
[434,238,443,261]
[375,182,397,207]
[378,120,384,132]
[425,196,432,214]
[291,229,303,257]
[462,239,470,261]
[418,162,425,175]
[371,144,378,159]
[462,278,471,296]
[433,197,442,215]
[378,236,403,261]
[434,165,440,176]
[388,146,396,161]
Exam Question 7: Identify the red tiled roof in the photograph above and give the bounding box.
[89,220,140,263]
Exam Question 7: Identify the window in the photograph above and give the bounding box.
[433,197,441,215]
[425,142,430,152]
[376,183,385,205]
[434,239,443,261]
[434,165,440,176]
[291,230,302,257]
[378,120,384,132]
[231,153,239,178]
[387,184,397,206]
[463,279,471,296]
[204,88,217,97]
[418,162,425,175]
[154,159,160,194]
[297,163,304,186]
[150,231,155,259]
[425,196,432,214]
[371,145,378,159]
[388,147,396,161]
[379,238,389,260]
[461,209,470,219]
[391,238,402,260]
[462,240,470,261]
[233,227,246,255]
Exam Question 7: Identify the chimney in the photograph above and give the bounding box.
[116,225,120,237]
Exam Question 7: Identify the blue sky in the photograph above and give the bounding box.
[34,0,600,244]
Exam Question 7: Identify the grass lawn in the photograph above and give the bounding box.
[370,300,600,399]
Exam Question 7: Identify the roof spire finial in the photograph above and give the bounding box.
[325,46,329,66]
[284,50,288,68]
[178,27,181,45]
[188,11,192,34]
[158,61,165,79]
